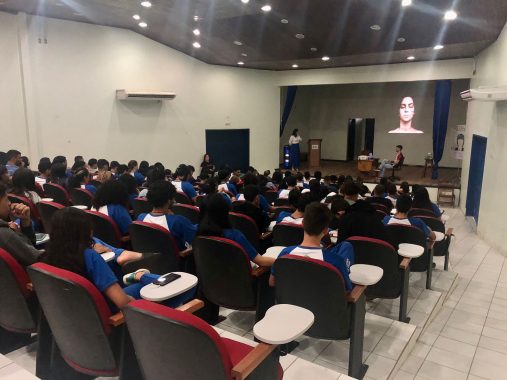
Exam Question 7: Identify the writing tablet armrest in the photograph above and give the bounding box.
[109,312,125,327]
[176,299,204,314]
[346,285,367,303]
[399,257,411,270]
[252,266,270,277]
[231,343,278,380]
[179,248,193,258]
[260,232,272,240]
[446,227,454,237]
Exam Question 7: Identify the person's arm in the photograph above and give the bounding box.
[104,283,134,309]
[11,203,36,244]
[112,206,132,235]
[3,230,42,266]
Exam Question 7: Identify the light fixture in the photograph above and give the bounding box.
[397,37,406,43]
[138,22,148,28]
[295,34,305,39]
[407,56,415,60]
[292,64,299,68]
[444,10,457,21]
[133,14,140,20]
[238,61,245,65]
[234,40,243,46]
[241,53,248,57]
[281,19,288,24]
[193,15,200,21]
[261,5,272,12]
[370,24,381,31]
[241,0,249,3]
[141,1,152,8]
[322,56,330,61]
[401,0,412,6]
[310,47,318,52]
[434,44,444,50]
[193,42,201,48]
[193,29,200,36]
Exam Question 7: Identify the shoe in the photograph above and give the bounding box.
[123,269,150,285]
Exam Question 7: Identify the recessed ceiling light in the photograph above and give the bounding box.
[234,40,243,46]
[397,37,406,43]
[138,22,148,28]
[193,42,201,48]
[295,34,305,39]
[261,5,272,12]
[444,10,457,21]
[133,14,140,20]
[401,0,412,6]
[407,56,415,60]
[434,44,444,50]
[370,24,381,31]
[193,15,200,21]
[141,1,152,8]
[193,29,200,36]
[241,0,249,3]
[241,53,248,57]
[310,47,318,52]
[281,19,288,24]
[322,56,330,61]
[238,61,245,65]
[292,64,299,68]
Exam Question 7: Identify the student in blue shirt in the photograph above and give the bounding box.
[138,180,197,251]
[5,150,21,176]
[383,194,436,240]
[68,168,97,195]
[172,165,197,201]
[197,193,275,267]
[269,202,355,291]
[237,173,270,213]
[276,191,313,225]
[138,165,165,198]
[91,180,132,235]
[118,173,140,205]
[217,170,238,196]
[44,208,195,310]
[128,160,145,185]
[412,186,442,219]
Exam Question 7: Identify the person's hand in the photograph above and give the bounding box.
[7,221,20,231]
[93,243,111,254]
[10,203,31,227]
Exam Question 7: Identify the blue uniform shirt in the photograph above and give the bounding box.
[223,229,258,261]
[83,248,118,292]
[106,204,132,235]
[138,213,197,251]
[181,181,197,199]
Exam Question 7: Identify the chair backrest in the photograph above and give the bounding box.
[86,210,122,247]
[8,194,41,224]
[273,206,295,220]
[27,263,118,377]
[195,195,207,207]
[193,236,256,310]
[263,190,279,204]
[128,221,181,272]
[70,188,94,209]
[411,215,447,257]
[175,191,193,205]
[34,182,45,197]
[346,236,402,299]
[274,255,350,340]
[385,224,428,272]
[396,156,405,168]
[131,197,153,219]
[0,249,36,333]
[272,222,304,247]
[229,212,260,250]
[36,201,65,234]
[273,198,290,207]
[172,204,200,224]
[375,209,388,221]
[43,183,71,206]
[407,208,436,218]
[370,202,389,214]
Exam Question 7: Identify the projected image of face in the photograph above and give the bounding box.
[389,96,423,134]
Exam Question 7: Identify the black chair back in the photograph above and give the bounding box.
[86,210,122,247]
[263,191,279,204]
[131,198,153,219]
[229,212,260,250]
[407,208,435,218]
[273,207,295,221]
[70,188,93,209]
[172,204,200,224]
[36,201,65,234]
[272,222,304,246]
[385,224,428,272]
[43,183,70,206]
[412,216,447,257]
[175,191,193,205]
[273,198,290,207]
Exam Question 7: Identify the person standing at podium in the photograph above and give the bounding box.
[289,129,303,171]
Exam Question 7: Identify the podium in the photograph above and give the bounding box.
[308,139,322,168]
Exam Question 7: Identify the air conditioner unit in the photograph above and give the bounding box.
[460,86,507,102]
[116,90,176,101]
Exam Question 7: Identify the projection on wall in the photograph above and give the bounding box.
[388,96,424,134]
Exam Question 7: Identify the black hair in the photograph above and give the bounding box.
[145,166,166,185]
[292,129,298,137]
[38,159,52,174]
[176,165,190,179]
[197,193,231,236]
[147,180,176,208]
[50,162,68,180]
[117,164,128,175]
[0,165,7,180]
[400,181,410,194]
[288,188,301,208]
[0,152,6,165]
[303,203,332,236]
[314,171,322,181]
[342,181,359,196]
[303,171,311,180]
[52,155,67,165]
[412,187,433,210]
[97,159,109,170]
[271,171,283,184]
[6,150,21,162]
[308,179,321,193]
[396,194,412,213]
[331,197,349,215]
[118,173,139,195]
[11,168,36,194]
[44,207,92,276]
[110,161,120,169]
[71,160,86,171]
[74,155,84,163]
[373,184,385,196]
[242,173,258,186]
[93,180,129,209]
[396,145,403,150]
[68,168,90,189]
[387,182,397,196]
[20,156,30,168]
[217,170,230,182]
[139,161,150,177]
[243,185,260,203]
[200,178,218,195]
[88,158,98,166]
[286,176,297,187]
[128,160,138,171]
[296,193,314,212]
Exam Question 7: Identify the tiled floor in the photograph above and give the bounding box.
[0,351,38,380]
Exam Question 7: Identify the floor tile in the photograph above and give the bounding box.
[416,361,467,380]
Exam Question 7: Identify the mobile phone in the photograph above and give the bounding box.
[153,273,181,286]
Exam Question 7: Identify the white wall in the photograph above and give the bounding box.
[460,23,507,254]
[0,12,279,171]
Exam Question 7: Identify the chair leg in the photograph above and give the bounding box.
[0,328,33,354]
[426,247,434,290]
[36,313,53,379]
[255,271,275,323]
[118,325,143,380]
[399,267,411,323]
[348,293,368,380]
[444,251,450,271]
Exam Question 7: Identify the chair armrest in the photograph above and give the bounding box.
[120,235,131,243]
[260,232,272,240]
[109,312,125,327]
[231,342,278,380]
[399,257,411,270]
[252,266,270,277]
[176,299,205,314]
[346,285,367,303]
[26,283,33,291]
[179,248,193,258]
[446,227,454,237]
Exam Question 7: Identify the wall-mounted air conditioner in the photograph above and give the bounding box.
[460,86,507,102]
[116,90,176,101]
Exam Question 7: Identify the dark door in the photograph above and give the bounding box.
[346,119,356,161]
[205,129,250,172]
[466,135,487,223]
[364,118,375,154]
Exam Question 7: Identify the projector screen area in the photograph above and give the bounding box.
[280,79,469,167]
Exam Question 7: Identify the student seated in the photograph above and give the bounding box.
[276,192,313,225]
[0,184,42,266]
[232,185,270,233]
[68,167,97,195]
[94,159,112,183]
[5,150,21,176]
[118,173,140,205]
[44,208,194,310]
[412,186,442,218]
[87,158,98,175]
[138,165,166,198]
[36,159,51,186]
[91,180,132,235]
[329,197,349,230]
[49,162,69,187]
[128,160,145,185]
[137,181,197,251]
[276,188,301,223]
[11,168,42,204]
[198,193,274,267]
[172,165,197,201]
[365,184,393,212]
[383,195,436,240]
[398,181,410,196]
[269,202,355,291]
[217,170,238,196]
[386,182,398,208]
[278,176,297,199]
[236,174,270,213]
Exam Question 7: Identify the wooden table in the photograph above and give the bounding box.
[357,160,373,173]
[423,158,433,178]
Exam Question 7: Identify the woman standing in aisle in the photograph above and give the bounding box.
[289,128,302,171]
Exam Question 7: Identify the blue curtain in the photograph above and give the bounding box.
[279,86,298,137]
[432,80,452,179]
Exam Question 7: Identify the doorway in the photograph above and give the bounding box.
[465,134,487,223]
[205,129,250,172]
[346,118,375,161]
